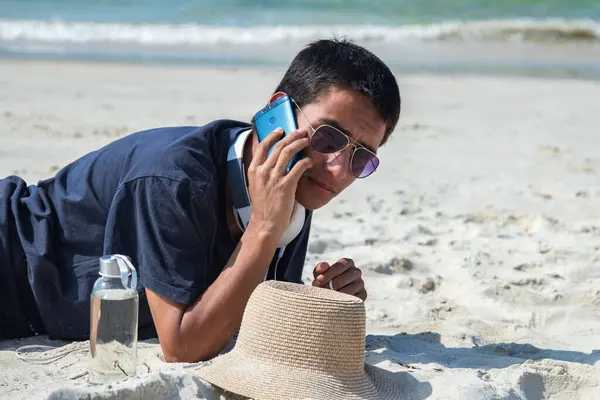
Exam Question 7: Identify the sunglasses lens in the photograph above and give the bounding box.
[311,126,348,154]
[352,148,379,178]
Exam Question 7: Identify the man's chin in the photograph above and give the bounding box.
[295,176,336,210]
[296,193,332,211]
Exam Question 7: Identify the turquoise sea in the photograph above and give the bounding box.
[1,0,599,78]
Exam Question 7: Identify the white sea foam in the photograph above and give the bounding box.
[0,18,598,47]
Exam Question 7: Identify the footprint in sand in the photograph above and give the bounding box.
[510,277,546,287]
[420,278,437,293]
[372,257,414,275]
[307,239,344,255]
[366,196,386,213]
[514,360,584,400]
[513,263,540,272]
[518,370,546,400]
[580,225,600,234]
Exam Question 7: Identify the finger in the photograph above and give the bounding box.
[312,278,336,290]
[322,258,354,278]
[285,157,313,184]
[252,127,284,165]
[356,289,368,301]
[337,280,364,298]
[274,136,310,174]
[262,128,309,169]
[335,257,355,267]
[329,267,362,291]
[313,262,330,278]
[314,261,352,287]
[314,258,355,287]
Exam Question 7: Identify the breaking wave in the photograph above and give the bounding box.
[1,18,599,46]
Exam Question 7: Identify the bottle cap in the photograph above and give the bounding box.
[99,255,131,278]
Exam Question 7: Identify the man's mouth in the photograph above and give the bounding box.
[308,176,335,194]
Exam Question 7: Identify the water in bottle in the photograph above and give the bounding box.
[89,254,139,384]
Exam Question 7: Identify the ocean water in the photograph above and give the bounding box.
[1,0,600,78]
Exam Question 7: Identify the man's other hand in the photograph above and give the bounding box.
[312,258,367,301]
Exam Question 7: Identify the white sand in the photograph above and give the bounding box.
[1,59,600,399]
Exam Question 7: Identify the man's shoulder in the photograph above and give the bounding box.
[37,119,251,210]
[97,119,252,184]
[126,119,251,155]
[130,119,251,140]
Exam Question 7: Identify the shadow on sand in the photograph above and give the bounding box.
[366,332,600,370]
[365,332,600,399]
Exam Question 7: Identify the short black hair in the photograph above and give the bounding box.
[274,38,401,146]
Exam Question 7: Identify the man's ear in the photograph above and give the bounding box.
[269,91,287,103]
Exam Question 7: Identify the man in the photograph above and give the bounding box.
[0,38,401,362]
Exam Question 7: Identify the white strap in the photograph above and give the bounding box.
[15,344,82,364]
[113,254,138,290]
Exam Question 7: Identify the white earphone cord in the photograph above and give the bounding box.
[264,246,286,282]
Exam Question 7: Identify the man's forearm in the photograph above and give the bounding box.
[167,227,279,362]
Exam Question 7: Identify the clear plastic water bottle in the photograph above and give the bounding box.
[89,254,139,384]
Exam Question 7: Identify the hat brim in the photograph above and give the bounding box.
[186,349,404,400]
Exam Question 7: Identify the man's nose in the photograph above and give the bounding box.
[321,148,351,179]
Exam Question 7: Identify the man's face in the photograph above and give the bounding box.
[294,87,387,210]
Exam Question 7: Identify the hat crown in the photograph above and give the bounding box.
[235,281,367,377]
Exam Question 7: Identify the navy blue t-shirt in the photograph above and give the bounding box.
[3,119,312,340]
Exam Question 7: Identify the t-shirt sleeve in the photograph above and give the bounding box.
[103,176,216,306]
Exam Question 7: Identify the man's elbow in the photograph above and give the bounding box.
[161,342,219,363]
[162,351,213,363]
[162,351,191,363]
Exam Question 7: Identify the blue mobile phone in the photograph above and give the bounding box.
[252,94,303,172]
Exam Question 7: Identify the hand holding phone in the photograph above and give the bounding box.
[245,127,312,241]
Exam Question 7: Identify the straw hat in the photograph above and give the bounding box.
[187,280,403,399]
